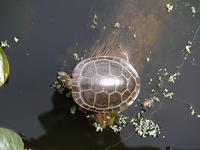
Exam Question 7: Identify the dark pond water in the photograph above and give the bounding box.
[0,0,200,150]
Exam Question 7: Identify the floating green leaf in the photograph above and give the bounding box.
[0,128,24,150]
[0,47,10,87]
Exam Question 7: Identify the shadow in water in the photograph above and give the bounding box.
[25,91,160,150]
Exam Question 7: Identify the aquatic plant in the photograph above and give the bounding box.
[131,112,160,138]
[0,128,24,150]
[0,47,10,87]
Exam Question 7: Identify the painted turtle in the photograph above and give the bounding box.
[57,56,140,113]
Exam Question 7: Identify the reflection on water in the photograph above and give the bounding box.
[26,92,160,150]
[0,0,200,150]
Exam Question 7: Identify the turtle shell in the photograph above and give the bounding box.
[71,56,140,113]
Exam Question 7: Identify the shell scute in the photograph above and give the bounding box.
[95,92,109,108]
[82,62,96,78]
[109,92,122,107]
[116,76,127,93]
[81,90,95,106]
[110,62,122,76]
[80,77,91,91]
[95,60,109,76]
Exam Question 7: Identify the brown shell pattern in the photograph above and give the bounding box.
[72,56,140,113]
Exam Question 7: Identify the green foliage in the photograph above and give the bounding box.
[0,128,24,150]
[0,47,10,87]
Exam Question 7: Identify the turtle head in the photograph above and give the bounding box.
[57,71,72,90]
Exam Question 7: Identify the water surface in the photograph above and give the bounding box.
[0,0,200,149]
